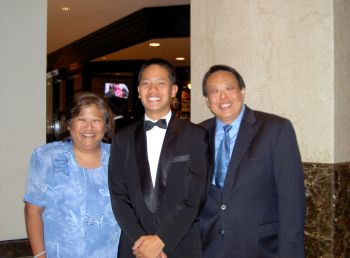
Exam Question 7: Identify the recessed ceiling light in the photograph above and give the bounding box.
[149,42,160,47]
[176,57,185,61]
[61,7,71,11]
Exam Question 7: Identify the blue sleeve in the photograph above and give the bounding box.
[23,147,51,207]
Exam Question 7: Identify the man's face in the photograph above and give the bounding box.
[205,71,245,124]
[138,64,178,120]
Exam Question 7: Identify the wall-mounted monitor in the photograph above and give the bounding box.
[104,82,129,99]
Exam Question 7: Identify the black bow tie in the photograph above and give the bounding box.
[144,119,167,131]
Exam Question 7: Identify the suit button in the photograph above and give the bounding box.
[218,229,224,235]
[221,204,226,210]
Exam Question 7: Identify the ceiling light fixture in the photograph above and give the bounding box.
[176,57,185,61]
[149,42,160,47]
[61,7,71,11]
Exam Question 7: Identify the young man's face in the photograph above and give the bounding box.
[205,71,245,124]
[138,64,178,120]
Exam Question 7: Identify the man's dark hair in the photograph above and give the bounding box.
[202,64,246,96]
[138,58,177,85]
[107,97,127,115]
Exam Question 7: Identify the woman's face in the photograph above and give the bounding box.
[69,104,106,152]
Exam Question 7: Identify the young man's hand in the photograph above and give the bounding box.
[132,235,165,258]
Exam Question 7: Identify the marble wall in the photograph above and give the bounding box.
[304,162,350,258]
[191,0,350,164]
[334,0,350,163]
[0,0,47,241]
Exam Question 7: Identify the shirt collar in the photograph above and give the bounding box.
[144,110,172,125]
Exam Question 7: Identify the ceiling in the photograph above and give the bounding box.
[47,0,190,66]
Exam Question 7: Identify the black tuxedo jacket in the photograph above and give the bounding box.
[109,114,209,258]
[199,106,305,258]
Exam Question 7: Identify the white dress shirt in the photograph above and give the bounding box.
[145,111,172,187]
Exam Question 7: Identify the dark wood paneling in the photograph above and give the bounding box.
[47,5,190,72]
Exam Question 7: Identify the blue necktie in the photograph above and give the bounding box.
[215,125,232,188]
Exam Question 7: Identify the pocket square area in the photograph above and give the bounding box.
[172,155,190,163]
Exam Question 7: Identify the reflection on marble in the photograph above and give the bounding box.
[0,238,31,258]
[304,162,350,258]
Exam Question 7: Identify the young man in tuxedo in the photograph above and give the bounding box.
[109,58,209,258]
[199,64,306,258]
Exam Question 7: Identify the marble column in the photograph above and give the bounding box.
[191,0,350,257]
[304,163,350,257]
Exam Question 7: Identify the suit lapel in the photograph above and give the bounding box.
[223,107,258,193]
[207,119,216,181]
[204,119,224,203]
[207,119,216,165]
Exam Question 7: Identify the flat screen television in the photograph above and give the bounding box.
[104,82,129,99]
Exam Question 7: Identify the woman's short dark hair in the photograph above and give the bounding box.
[202,64,246,96]
[65,92,113,141]
[138,58,177,85]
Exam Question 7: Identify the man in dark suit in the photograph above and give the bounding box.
[107,96,131,132]
[199,64,305,258]
[108,58,209,258]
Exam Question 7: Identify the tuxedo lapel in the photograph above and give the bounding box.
[223,107,258,193]
[156,115,178,196]
[134,119,158,212]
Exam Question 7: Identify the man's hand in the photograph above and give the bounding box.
[132,235,165,258]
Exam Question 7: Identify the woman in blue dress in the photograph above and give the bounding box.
[24,92,120,258]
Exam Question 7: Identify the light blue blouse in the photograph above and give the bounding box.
[23,140,120,258]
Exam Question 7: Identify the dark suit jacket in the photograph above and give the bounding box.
[109,114,209,258]
[113,115,130,132]
[199,106,305,258]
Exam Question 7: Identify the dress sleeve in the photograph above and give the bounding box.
[23,147,50,207]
